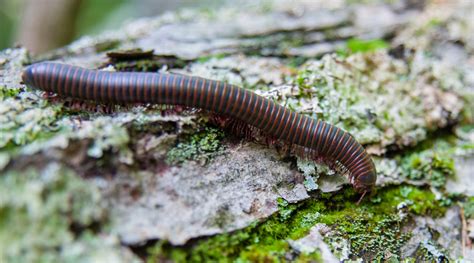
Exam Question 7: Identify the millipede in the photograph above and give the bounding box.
[22,62,377,197]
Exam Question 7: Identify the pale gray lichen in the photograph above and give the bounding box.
[186,55,288,87]
[0,163,138,263]
[0,94,64,151]
[165,126,225,165]
[296,158,319,191]
[395,0,474,54]
[296,159,319,191]
[74,117,132,161]
[284,51,464,152]
[1,96,197,169]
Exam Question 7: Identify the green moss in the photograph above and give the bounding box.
[197,54,227,63]
[337,38,389,57]
[426,18,443,28]
[166,127,225,165]
[0,164,134,262]
[401,152,453,187]
[330,214,410,261]
[346,38,389,53]
[294,252,323,262]
[0,86,21,99]
[146,185,446,262]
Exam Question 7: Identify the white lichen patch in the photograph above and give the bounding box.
[186,54,288,86]
[395,0,474,54]
[0,163,138,262]
[17,112,196,165]
[0,95,63,150]
[287,52,464,151]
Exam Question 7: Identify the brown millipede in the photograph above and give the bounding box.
[22,62,377,195]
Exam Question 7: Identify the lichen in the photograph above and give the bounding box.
[395,0,474,53]
[3,113,134,165]
[0,95,64,152]
[141,46,468,261]
[73,116,132,161]
[0,163,137,262]
[415,240,449,263]
[401,150,453,188]
[0,98,197,169]
[296,159,320,191]
[166,126,225,165]
[286,51,464,150]
[399,133,472,189]
[114,58,188,72]
[187,55,287,88]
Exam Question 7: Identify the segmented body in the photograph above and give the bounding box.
[22,62,377,193]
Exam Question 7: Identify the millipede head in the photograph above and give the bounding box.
[352,161,377,193]
[354,172,376,192]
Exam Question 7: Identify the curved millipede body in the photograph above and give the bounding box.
[22,62,377,193]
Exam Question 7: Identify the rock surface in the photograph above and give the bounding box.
[108,143,309,245]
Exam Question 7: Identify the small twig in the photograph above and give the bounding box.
[460,206,468,258]
[356,191,367,205]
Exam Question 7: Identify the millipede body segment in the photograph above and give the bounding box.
[22,62,377,193]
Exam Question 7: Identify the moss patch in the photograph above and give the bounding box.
[346,38,389,53]
[146,185,446,262]
[337,38,389,57]
[0,85,21,99]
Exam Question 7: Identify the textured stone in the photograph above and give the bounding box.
[106,143,308,245]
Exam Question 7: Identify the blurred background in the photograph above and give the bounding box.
[0,0,228,54]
